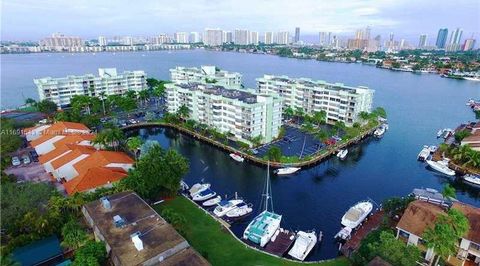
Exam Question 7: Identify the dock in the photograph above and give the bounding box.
[340,211,384,258]
[264,229,296,257]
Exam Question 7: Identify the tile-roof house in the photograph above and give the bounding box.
[50,145,97,181]
[452,202,480,265]
[30,122,93,155]
[461,132,480,151]
[64,167,128,195]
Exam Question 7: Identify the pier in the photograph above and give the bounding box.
[340,211,384,258]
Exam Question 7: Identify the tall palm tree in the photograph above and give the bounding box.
[464,149,480,168]
[126,136,142,159]
[138,90,150,107]
[294,107,304,124]
[283,106,294,120]
[99,92,107,115]
[153,84,166,106]
[177,105,190,121]
[312,111,327,127]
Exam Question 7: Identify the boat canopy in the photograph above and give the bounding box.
[345,208,363,221]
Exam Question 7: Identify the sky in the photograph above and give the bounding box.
[1,0,479,42]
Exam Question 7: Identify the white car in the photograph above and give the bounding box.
[12,156,21,166]
[22,154,31,164]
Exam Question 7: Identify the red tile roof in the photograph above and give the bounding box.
[64,167,127,195]
[51,145,96,170]
[73,151,133,178]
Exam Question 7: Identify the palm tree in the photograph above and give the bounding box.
[464,149,480,168]
[25,98,37,107]
[126,136,142,159]
[153,84,166,106]
[138,90,150,107]
[94,127,124,151]
[283,106,294,120]
[359,111,370,121]
[294,107,304,124]
[177,105,190,121]
[99,92,107,115]
[312,111,327,127]
[125,90,137,100]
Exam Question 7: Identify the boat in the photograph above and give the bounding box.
[466,99,476,106]
[189,183,211,197]
[180,180,189,191]
[213,199,244,217]
[334,227,352,241]
[229,153,244,162]
[274,167,301,175]
[337,149,348,160]
[192,188,216,201]
[417,145,430,161]
[202,196,222,207]
[374,126,386,138]
[464,76,480,81]
[243,162,282,247]
[429,145,438,153]
[463,174,480,187]
[341,201,373,228]
[426,159,456,176]
[287,231,317,261]
[225,202,253,218]
[437,129,444,138]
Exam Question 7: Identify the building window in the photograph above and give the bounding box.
[398,230,410,239]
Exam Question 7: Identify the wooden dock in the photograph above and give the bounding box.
[340,210,384,258]
[264,230,296,257]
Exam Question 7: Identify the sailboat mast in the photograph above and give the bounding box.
[265,161,270,211]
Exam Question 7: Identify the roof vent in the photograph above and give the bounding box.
[113,215,126,228]
[131,231,144,251]
[101,197,111,209]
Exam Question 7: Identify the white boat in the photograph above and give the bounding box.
[429,145,438,153]
[225,202,253,218]
[341,201,373,229]
[337,149,348,159]
[334,227,352,241]
[202,196,222,207]
[189,183,211,197]
[192,188,216,201]
[213,199,244,217]
[466,99,475,106]
[274,167,301,175]
[288,231,317,261]
[374,126,386,138]
[180,180,189,191]
[463,174,480,187]
[437,129,444,138]
[229,153,244,162]
[417,145,430,161]
[426,159,456,176]
[243,162,282,247]
[464,76,480,81]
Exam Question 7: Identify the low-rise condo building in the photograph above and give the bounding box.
[34,68,147,108]
[256,75,374,126]
[165,82,282,144]
[170,65,242,89]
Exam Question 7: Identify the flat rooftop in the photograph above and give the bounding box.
[261,75,368,91]
[176,83,258,104]
[83,191,209,266]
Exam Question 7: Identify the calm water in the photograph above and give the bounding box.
[2,50,480,260]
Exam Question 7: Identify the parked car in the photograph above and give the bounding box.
[29,150,39,162]
[129,119,138,124]
[12,156,21,166]
[250,149,259,155]
[22,154,31,164]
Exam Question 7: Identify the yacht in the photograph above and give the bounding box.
[229,153,244,162]
[274,167,301,175]
[202,196,222,207]
[189,183,211,197]
[463,174,480,187]
[243,162,282,247]
[374,126,386,138]
[213,199,244,217]
[287,231,317,261]
[341,201,373,229]
[225,202,253,218]
[417,145,431,161]
[192,188,216,201]
[337,149,348,160]
[426,159,456,176]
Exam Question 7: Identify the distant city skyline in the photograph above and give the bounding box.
[2,0,479,41]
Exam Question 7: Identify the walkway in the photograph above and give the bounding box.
[340,210,384,258]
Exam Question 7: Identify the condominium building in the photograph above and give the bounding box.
[234,29,250,45]
[256,75,374,126]
[165,83,283,144]
[203,28,223,46]
[34,68,147,108]
[250,31,259,45]
[276,32,290,45]
[170,65,242,89]
[264,32,274,44]
[40,33,83,50]
[223,31,233,43]
[174,32,189,43]
[189,32,201,43]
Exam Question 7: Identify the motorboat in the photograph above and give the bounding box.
[417,145,431,161]
[189,183,211,197]
[192,188,216,201]
[230,153,244,162]
[334,227,352,241]
[463,174,480,187]
[213,199,244,217]
[287,231,317,261]
[464,76,480,81]
[225,202,253,218]
[274,167,301,175]
[202,196,222,207]
[426,159,456,176]
[337,149,348,160]
[244,162,282,247]
[341,201,373,228]
[374,125,386,138]
[437,129,444,138]
[466,99,476,106]
[429,145,438,153]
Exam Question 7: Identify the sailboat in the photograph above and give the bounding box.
[243,162,282,247]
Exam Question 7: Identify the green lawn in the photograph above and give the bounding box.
[155,196,351,266]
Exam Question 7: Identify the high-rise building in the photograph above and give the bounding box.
[34,68,147,108]
[223,31,233,43]
[234,29,250,45]
[276,32,289,45]
[165,83,282,144]
[294,27,300,43]
[256,75,374,126]
[250,31,259,45]
[123,36,133,46]
[189,32,201,43]
[98,36,107,46]
[449,28,463,45]
[435,28,448,49]
[203,28,223,46]
[463,38,476,51]
[153,34,170,44]
[174,32,189,43]
[319,32,331,46]
[170,65,242,89]
[40,33,83,50]
[264,32,274,44]
[418,34,428,48]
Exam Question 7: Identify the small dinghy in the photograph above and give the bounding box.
[337,149,348,160]
[288,230,317,261]
[426,159,455,176]
[274,167,301,175]
[225,202,253,218]
[202,196,222,207]
[189,183,211,197]
[229,153,244,162]
[192,188,216,201]
[341,201,373,228]
[213,199,244,217]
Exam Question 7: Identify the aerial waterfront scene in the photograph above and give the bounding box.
[1,1,480,266]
